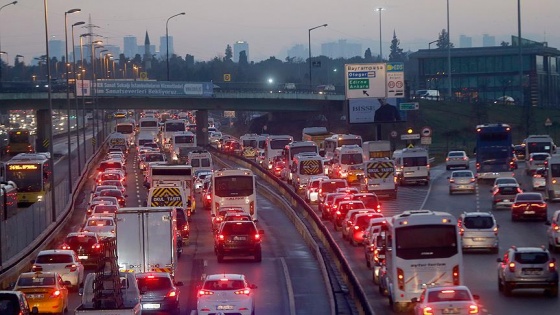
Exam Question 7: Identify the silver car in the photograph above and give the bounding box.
[445,150,469,170]
[532,167,547,190]
[448,170,476,194]
[459,212,499,253]
[546,210,560,253]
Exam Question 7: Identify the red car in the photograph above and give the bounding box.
[511,192,547,221]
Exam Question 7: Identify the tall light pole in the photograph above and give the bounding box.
[92,42,103,148]
[428,40,438,49]
[446,0,452,100]
[0,1,16,85]
[72,21,85,173]
[518,0,526,134]
[375,8,384,60]
[43,0,56,220]
[308,23,327,89]
[166,12,185,81]
[64,8,80,192]
[79,33,90,164]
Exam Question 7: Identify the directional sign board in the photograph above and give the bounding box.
[399,102,419,110]
[401,134,420,140]
[345,63,386,99]
[386,62,405,98]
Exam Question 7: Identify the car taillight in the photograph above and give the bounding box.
[463,157,468,161]
[459,228,464,236]
[31,265,42,272]
[218,234,225,241]
[553,223,560,231]
[50,290,61,298]
[449,179,455,183]
[61,244,71,250]
[493,227,499,236]
[166,290,177,297]
[549,259,557,272]
[183,225,189,231]
[397,268,404,290]
[508,262,516,272]
[468,304,479,314]
[197,289,214,297]
[470,178,475,183]
[205,194,211,201]
[517,188,523,193]
[234,288,251,295]
[92,243,101,250]
[373,249,379,262]
[66,264,78,272]
[453,265,460,285]
[536,202,547,208]
[422,306,434,315]
[254,233,261,240]
[353,225,360,230]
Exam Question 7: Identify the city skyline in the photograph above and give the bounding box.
[0,0,558,65]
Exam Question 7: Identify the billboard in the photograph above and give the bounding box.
[348,98,404,124]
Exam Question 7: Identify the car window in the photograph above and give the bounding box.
[221,222,255,234]
[532,154,549,161]
[0,293,20,313]
[516,193,542,201]
[17,275,56,287]
[352,195,378,208]
[87,219,114,226]
[65,236,97,247]
[35,254,73,264]
[453,171,472,178]
[463,216,494,229]
[498,186,519,194]
[203,279,245,290]
[514,252,549,264]
[448,152,464,157]
[137,277,172,291]
[427,289,471,302]
[322,181,347,192]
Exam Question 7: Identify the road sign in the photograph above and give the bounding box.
[399,102,419,110]
[344,63,386,99]
[386,62,405,98]
[407,143,415,148]
[421,126,432,137]
[224,73,231,82]
[401,134,420,140]
[390,130,398,138]
[421,137,432,145]
[545,118,552,127]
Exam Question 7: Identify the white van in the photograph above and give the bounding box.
[187,150,213,174]
[291,153,324,191]
[171,131,197,160]
[414,89,441,100]
[330,144,364,179]
[393,147,430,185]
[136,131,157,147]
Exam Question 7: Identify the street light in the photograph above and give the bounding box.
[166,12,185,81]
[99,49,108,77]
[64,8,81,192]
[428,40,438,49]
[308,23,327,89]
[375,7,385,60]
[72,21,85,172]
[518,0,526,134]
[43,0,56,220]
[92,42,104,147]
[0,1,16,84]
[446,0,452,100]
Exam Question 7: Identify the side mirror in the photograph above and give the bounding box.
[174,281,184,286]
[411,297,418,303]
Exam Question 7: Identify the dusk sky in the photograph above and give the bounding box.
[1,0,559,64]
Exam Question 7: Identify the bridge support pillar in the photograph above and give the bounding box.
[195,110,209,147]
[35,109,51,152]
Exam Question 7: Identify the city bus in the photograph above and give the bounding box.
[138,117,160,136]
[263,135,293,170]
[115,122,136,146]
[323,134,363,160]
[211,168,257,221]
[524,134,556,157]
[383,210,463,312]
[6,128,35,155]
[170,131,197,161]
[475,123,515,181]
[240,133,267,160]
[161,119,187,151]
[2,153,52,206]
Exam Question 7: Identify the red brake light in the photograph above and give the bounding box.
[66,264,78,272]
[508,262,516,272]
[167,290,177,297]
[254,233,261,240]
[197,289,214,297]
[92,243,101,250]
[50,290,61,298]
[31,265,42,272]
[218,234,225,241]
[553,223,559,231]
[234,288,251,295]
[61,244,71,250]
[453,265,460,285]
[549,258,556,272]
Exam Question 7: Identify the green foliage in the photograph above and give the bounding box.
[437,29,454,49]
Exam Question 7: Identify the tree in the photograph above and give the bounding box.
[239,51,249,67]
[436,29,454,49]
[224,44,233,62]
[389,30,406,62]
[364,48,372,61]
[500,41,510,47]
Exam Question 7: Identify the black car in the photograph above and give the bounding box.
[60,231,102,268]
[214,221,264,263]
[176,208,190,243]
[136,272,183,313]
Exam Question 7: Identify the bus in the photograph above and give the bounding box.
[475,123,515,181]
[170,131,197,161]
[2,153,52,206]
[6,129,35,155]
[240,134,267,160]
[545,154,560,201]
[211,168,257,221]
[161,119,187,150]
[323,134,363,160]
[383,210,463,312]
[524,135,556,157]
[138,117,160,135]
[263,135,293,170]
[115,122,136,146]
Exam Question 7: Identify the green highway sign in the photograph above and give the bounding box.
[349,79,369,90]
[399,102,419,110]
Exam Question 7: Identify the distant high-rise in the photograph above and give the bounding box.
[483,34,496,47]
[287,44,307,60]
[459,35,472,48]
[321,40,361,59]
[233,41,249,63]
[123,36,138,58]
[159,36,175,58]
[48,38,64,61]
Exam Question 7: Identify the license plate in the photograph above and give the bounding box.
[78,255,89,260]
[504,199,510,202]
[443,308,459,314]
[524,210,535,214]
[473,238,486,242]
[233,236,247,241]
[27,294,44,299]
[217,305,234,310]
[143,303,161,309]
[523,270,542,275]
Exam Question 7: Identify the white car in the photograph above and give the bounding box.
[546,210,560,253]
[445,150,469,170]
[197,274,257,315]
[412,285,479,315]
[305,176,329,203]
[31,249,85,290]
[532,167,547,190]
[82,216,116,239]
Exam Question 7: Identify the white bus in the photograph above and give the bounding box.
[524,135,556,157]
[138,117,160,135]
[546,154,560,201]
[211,168,257,221]
[161,119,187,150]
[115,122,136,146]
[384,210,463,312]
[263,135,293,170]
[281,141,319,182]
[330,144,364,179]
[170,131,197,160]
[240,133,265,160]
[393,147,430,186]
[323,134,363,160]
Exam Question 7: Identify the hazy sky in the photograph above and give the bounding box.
[1,0,559,64]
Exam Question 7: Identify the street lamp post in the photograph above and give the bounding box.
[0,1,17,85]
[43,0,56,220]
[446,0,452,100]
[92,42,103,148]
[375,8,384,60]
[72,21,85,173]
[64,8,81,192]
[308,23,327,90]
[518,0,527,134]
[428,40,438,49]
[166,12,185,81]
[79,33,90,164]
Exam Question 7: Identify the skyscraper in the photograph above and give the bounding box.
[159,36,175,58]
[48,38,64,61]
[143,31,151,70]
[482,34,496,47]
[123,36,138,58]
[286,44,307,60]
[459,35,472,48]
[233,41,249,63]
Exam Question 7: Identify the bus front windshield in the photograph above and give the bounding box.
[165,122,186,132]
[9,131,30,143]
[291,146,317,159]
[395,225,458,259]
[116,125,134,134]
[6,168,43,192]
[174,136,195,144]
[270,139,292,150]
[214,176,253,197]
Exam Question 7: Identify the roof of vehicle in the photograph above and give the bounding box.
[66,231,98,238]
[37,249,75,256]
[508,246,550,253]
[515,192,544,200]
[204,274,245,281]
[461,211,495,218]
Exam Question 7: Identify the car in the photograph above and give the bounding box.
[99,180,126,194]
[445,150,469,170]
[201,181,213,210]
[95,171,125,185]
[511,192,548,221]
[197,274,257,315]
[31,249,84,291]
[82,216,117,239]
[494,95,515,105]
[532,167,547,190]
[193,170,213,192]
[87,197,119,216]
[89,185,119,203]
[214,221,264,263]
[491,177,519,190]
[320,193,348,220]
[497,246,559,296]
[448,170,476,194]
[335,186,360,195]
[346,164,365,186]
[366,232,386,284]
[212,207,246,232]
[176,207,190,242]
[272,159,286,178]
[350,193,381,213]
[0,290,38,314]
[59,231,103,268]
[135,272,183,314]
[97,189,127,207]
[223,212,253,223]
[332,200,366,231]
[90,204,119,217]
[411,285,479,315]
[304,176,329,203]
[513,144,526,160]
[546,210,560,253]
[526,152,551,175]
[317,179,349,204]
[345,211,383,246]
[13,272,69,314]
[491,183,522,210]
[458,212,499,253]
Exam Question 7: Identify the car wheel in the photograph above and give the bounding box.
[498,278,503,292]
[547,285,558,297]
[504,282,513,296]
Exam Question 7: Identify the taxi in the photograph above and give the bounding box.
[346,164,365,186]
[13,272,69,314]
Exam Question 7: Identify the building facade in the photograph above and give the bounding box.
[123,36,138,58]
[407,37,560,107]
[233,41,249,63]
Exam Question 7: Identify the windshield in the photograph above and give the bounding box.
[463,216,494,229]
[395,225,458,259]
[115,125,134,134]
[203,279,246,291]
[174,135,195,144]
[291,146,318,159]
[137,277,172,291]
[5,164,43,192]
[270,139,292,150]
[402,156,427,167]
[165,122,186,132]
[214,176,254,197]
[341,153,363,165]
